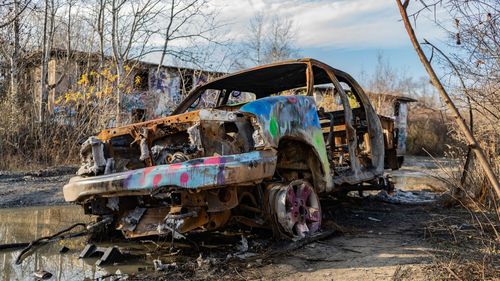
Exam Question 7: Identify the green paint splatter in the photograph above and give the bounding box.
[269,116,278,139]
[313,130,324,148]
[312,130,329,168]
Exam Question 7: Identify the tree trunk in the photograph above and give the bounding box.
[9,0,20,107]
[39,0,50,123]
[396,0,500,200]
[98,0,105,67]
[111,0,122,125]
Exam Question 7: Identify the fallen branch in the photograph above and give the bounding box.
[242,230,336,262]
[15,223,88,265]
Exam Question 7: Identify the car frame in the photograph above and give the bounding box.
[64,58,399,239]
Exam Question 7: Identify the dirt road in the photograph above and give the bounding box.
[234,196,437,281]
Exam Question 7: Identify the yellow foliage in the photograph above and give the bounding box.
[134,75,142,86]
[78,74,89,86]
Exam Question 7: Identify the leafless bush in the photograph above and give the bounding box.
[422,204,499,280]
[0,70,115,170]
[408,0,500,203]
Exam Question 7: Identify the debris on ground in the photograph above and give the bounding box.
[33,270,53,280]
[372,189,439,205]
[96,246,125,266]
[196,254,217,270]
[237,235,249,252]
[59,246,69,253]
[153,260,177,271]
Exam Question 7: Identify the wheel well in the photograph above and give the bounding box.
[275,138,326,192]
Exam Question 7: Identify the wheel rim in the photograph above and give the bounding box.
[271,180,321,238]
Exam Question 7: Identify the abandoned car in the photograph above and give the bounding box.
[63,58,405,240]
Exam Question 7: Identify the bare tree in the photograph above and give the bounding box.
[0,0,228,168]
[247,12,265,65]
[396,0,500,199]
[155,0,218,72]
[0,0,31,29]
[0,0,33,105]
[243,13,298,67]
[109,0,162,123]
[265,16,297,63]
[38,0,61,123]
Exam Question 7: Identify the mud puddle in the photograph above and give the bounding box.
[0,205,260,280]
[0,206,154,280]
[390,155,456,191]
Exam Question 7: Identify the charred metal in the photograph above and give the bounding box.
[64,58,406,240]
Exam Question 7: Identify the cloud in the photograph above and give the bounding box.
[214,0,448,49]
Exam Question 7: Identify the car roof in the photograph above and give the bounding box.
[172,58,359,114]
[200,58,335,95]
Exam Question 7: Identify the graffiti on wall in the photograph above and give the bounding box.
[395,102,408,155]
[151,69,180,118]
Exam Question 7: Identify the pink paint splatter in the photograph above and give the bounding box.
[152,174,162,188]
[141,166,155,185]
[169,163,182,170]
[180,172,189,185]
[287,96,297,104]
[143,166,154,176]
[204,157,221,165]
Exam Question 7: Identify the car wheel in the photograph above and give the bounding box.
[267,180,322,239]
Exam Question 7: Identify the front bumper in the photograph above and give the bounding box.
[63,150,277,202]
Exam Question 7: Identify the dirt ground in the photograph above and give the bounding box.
[0,166,76,208]
[0,162,497,280]
[128,194,497,281]
[129,196,456,281]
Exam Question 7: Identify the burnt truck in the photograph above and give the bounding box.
[63,59,407,239]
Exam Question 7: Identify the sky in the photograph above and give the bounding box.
[211,0,451,83]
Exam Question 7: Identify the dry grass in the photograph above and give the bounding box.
[0,96,113,171]
[421,150,500,280]
[422,207,499,281]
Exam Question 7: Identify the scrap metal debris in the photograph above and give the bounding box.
[95,247,125,266]
[79,244,129,266]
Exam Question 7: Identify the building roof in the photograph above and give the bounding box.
[21,48,225,75]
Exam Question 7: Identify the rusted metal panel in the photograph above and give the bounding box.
[64,150,277,202]
[96,110,201,141]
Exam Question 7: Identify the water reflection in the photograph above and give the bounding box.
[391,155,454,191]
[0,205,148,281]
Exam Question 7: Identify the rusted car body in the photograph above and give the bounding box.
[64,59,401,239]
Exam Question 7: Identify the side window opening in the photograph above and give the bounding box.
[340,81,361,109]
[313,67,373,176]
[226,91,256,105]
[187,89,221,112]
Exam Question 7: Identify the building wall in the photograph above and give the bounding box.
[25,57,221,122]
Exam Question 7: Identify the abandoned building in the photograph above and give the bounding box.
[367,93,416,155]
[1,51,414,135]
[13,49,224,122]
